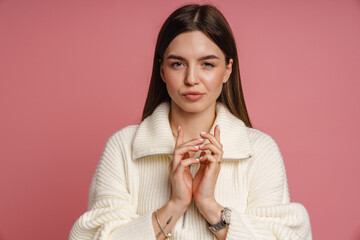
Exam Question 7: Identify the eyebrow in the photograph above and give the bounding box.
[166,54,220,61]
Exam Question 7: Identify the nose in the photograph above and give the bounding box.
[184,66,199,86]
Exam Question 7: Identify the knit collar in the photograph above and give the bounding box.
[132,101,254,161]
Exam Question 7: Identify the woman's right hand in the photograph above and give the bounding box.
[168,125,204,210]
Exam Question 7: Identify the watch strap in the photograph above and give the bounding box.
[207,207,231,233]
[208,219,227,233]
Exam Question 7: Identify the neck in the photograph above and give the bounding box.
[168,100,217,142]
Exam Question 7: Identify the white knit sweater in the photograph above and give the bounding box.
[69,101,312,240]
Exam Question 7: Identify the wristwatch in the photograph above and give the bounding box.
[207,207,231,233]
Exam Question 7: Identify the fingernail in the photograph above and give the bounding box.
[200,131,207,135]
[178,125,180,131]
[199,144,205,148]
[195,158,200,162]
[194,146,199,150]
[199,155,204,160]
[198,138,205,141]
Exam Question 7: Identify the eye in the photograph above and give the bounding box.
[203,62,215,68]
[171,62,184,68]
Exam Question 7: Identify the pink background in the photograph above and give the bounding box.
[1,0,359,239]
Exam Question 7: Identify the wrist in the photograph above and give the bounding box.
[168,199,189,214]
[194,195,213,209]
[194,197,216,213]
[196,200,224,225]
[207,207,231,234]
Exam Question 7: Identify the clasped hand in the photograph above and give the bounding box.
[168,124,223,212]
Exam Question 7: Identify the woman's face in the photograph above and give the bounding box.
[160,30,233,114]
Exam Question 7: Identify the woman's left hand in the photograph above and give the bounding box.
[192,124,223,211]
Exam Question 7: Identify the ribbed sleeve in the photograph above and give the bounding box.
[69,127,156,240]
[225,129,312,239]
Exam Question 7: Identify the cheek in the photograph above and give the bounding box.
[202,70,225,89]
[163,68,183,92]
[166,82,177,94]
[163,75,180,96]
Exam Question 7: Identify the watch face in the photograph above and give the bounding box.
[222,208,231,224]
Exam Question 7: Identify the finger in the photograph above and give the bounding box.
[175,125,183,147]
[174,157,200,173]
[199,131,222,150]
[198,154,219,165]
[176,144,201,154]
[199,143,222,156]
[198,153,208,166]
[172,145,200,167]
[180,137,205,148]
[214,124,221,143]
[197,151,206,161]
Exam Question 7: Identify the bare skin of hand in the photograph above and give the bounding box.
[191,125,229,240]
[192,125,223,210]
[167,125,228,240]
[168,125,205,209]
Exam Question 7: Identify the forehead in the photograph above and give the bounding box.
[164,31,224,59]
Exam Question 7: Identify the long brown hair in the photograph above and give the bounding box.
[141,4,252,128]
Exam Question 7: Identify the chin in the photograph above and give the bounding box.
[172,99,211,114]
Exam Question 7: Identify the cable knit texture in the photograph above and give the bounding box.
[69,101,312,240]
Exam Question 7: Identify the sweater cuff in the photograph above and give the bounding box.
[226,203,312,240]
[226,209,274,239]
[109,211,155,240]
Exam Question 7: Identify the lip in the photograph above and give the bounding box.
[182,91,204,95]
[183,94,204,100]
[181,91,205,101]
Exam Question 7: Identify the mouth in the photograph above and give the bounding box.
[182,93,204,101]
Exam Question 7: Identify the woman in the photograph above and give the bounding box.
[70,4,312,240]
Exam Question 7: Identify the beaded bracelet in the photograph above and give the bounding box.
[155,209,172,238]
